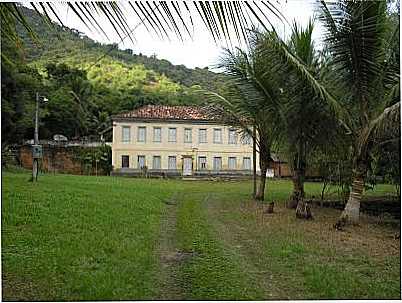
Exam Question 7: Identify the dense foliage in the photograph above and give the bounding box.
[1,6,228,144]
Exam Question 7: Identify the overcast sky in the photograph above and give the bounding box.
[29,0,321,69]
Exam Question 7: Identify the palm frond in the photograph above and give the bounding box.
[257,28,352,134]
[2,1,285,48]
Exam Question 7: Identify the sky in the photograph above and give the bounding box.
[29,1,322,69]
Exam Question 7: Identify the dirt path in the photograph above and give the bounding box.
[155,192,184,300]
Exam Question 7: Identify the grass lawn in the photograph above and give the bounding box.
[2,171,400,300]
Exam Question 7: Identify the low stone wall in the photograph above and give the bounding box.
[112,168,257,179]
[19,144,110,175]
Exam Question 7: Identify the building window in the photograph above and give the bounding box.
[213,128,222,143]
[213,157,222,170]
[228,157,237,170]
[199,129,207,143]
[228,129,237,144]
[198,156,207,170]
[121,155,129,168]
[184,128,192,143]
[122,126,131,143]
[138,155,146,168]
[153,156,161,169]
[168,156,176,170]
[242,133,252,145]
[153,127,162,142]
[168,128,177,142]
[243,157,251,170]
[137,127,146,142]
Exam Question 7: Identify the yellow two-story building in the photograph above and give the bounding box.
[111,105,260,177]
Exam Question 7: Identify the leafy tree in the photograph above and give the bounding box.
[266,1,400,224]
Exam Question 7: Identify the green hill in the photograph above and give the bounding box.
[2,6,227,144]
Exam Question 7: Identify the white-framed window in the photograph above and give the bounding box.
[213,157,222,170]
[242,133,252,145]
[121,155,129,168]
[228,129,237,144]
[153,127,162,142]
[137,126,146,142]
[153,156,161,169]
[168,128,177,142]
[184,128,192,143]
[198,156,207,170]
[213,128,222,143]
[138,155,146,168]
[168,156,176,170]
[122,126,131,143]
[228,157,237,169]
[243,157,251,170]
[199,129,207,143]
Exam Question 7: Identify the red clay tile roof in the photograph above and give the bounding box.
[113,105,214,121]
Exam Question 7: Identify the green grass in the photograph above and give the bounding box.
[2,172,400,300]
[2,173,178,300]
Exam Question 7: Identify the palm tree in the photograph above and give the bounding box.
[252,20,340,216]
[203,32,283,201]
[1,2,285,47]
[263,0,400,224]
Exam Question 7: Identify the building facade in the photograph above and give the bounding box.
[111,105,260,177]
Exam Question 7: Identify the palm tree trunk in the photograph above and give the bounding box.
[336,159,367,226]
[287,168,305,208]
[256,161,268,201]
[339,174,365,224]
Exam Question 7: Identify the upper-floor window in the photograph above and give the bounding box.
[138,126,146,142]
[242,133,252,145]
[198,156,207,170]
[168,128,177,142]
[228,157,237,169]
[122,126,131,143]
[184,128,192,143]
[153,127,162,142]
[228,129,237,144]
[213,128,222,143]
[199,129,207,143]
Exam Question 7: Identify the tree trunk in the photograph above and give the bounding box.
[339,175,365,224]
[335,160,367,228]
[287,168,305,209]
[255,163,268,201]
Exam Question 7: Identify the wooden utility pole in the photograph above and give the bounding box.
[253,125,257,199]
[32,93,40,182]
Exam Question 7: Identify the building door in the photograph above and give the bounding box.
[138,155,145,168]
[122,155,129,168]
[183,157,193,176]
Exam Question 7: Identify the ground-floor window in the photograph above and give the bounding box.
[213,157,222,170]
[168,156,176,169]
[243,157,251,170]
[122,155,129,168]
[153,156,161,169]
[228,157,237,169]
[138,155,146,168]
[198,156,207,170]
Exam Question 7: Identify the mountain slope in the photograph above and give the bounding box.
[17,6,226,92]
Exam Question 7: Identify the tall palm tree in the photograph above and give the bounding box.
[263,0,400,224]
[254,20,340,215]
[203,31,283,201]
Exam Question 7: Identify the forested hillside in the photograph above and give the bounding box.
[2,6,228,144]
